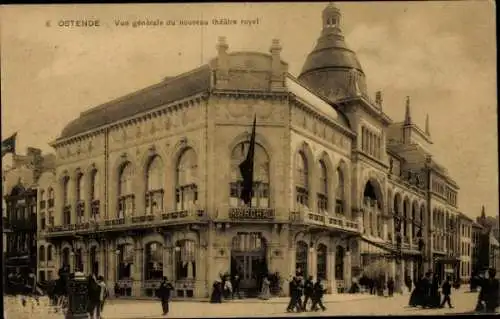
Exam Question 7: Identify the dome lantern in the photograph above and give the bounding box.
[298,2,367,102]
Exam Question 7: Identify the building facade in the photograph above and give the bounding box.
[42,3,463,298]
[3,148,55,283]
[458,212,473,283]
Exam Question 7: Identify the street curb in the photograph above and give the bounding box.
[112,294,382,304]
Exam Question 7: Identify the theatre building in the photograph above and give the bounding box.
[42,3,461,298]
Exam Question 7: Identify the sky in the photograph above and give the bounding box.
[1,2,497,218]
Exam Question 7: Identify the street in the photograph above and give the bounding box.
[4,289,495,318]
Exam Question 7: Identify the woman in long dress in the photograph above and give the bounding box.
[259,276,271,300]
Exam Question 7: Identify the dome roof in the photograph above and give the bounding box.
[298,3,367,101]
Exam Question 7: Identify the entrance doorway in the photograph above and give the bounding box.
[230,232,267,297]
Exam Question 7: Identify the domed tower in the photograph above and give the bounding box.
[298,2,367,102]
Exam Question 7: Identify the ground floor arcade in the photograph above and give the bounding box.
[44,223,358,298]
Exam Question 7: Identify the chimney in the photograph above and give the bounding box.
[404,96,412,125]
[269,39,285,91]
[215,36,229,89]
[425,114,431,136]
[375,91,383,108]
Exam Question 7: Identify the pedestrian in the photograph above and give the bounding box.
[302,276,314,310]
[156,276,174,315]
[231,274,242,299]
[210,280,223,303]
[259,275,271,300]
[286,276,300,312]
[405,275,413,294]
[439,276,453,308]
[387,277,395,297]
[223,278,233,299]
[422,272,432,308]
[310,278,327,312]
[96,276,108,319]
[295,276,304,311]
[87,274,101,319]
[484,268,500,313]
[429,273,441,308]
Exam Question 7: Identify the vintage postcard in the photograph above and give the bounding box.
[1,1,498,318]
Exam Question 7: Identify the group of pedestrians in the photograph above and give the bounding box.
[286,275,327,313]
[409,272,454,309]
[475,268,500,313]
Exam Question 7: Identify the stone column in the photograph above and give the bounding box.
[383,222,388,241]
[308,246,316,279]
[327,248,336,294]
[98,246,105,278]
[343,250,352,291]
[107,241,115,287]
[133,247,144,297]
[81,248,88,273]
[163,245,173,281]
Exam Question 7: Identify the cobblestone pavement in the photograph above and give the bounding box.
[4,290,498,318]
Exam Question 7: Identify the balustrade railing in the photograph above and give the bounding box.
[290,210,359,232]
[46,209,206,234]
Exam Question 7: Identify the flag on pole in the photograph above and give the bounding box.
[1,132,17,158]
[239,115,256,206]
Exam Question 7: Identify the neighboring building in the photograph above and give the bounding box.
[489,234,500,271]
[42,3,462,298]
[475,206,500,272]
[471,221,485,274]
[36,170,57,282]
[3,147,55,283]
[458,212,473,283]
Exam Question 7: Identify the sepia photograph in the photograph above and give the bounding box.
[1,1,498,318]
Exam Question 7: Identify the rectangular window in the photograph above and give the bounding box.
[38,271,46,282]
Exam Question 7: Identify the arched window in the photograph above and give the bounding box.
[62,176,69,205]
[317,244,327,280]
[176,149,198,211]
[229,142,270,208]
[62,177,71,225]
[40,190,45,209]
[402,199,409,240]
[145,242,163,280]
[76,173,85,223]
[62,247,70,269]
[90,169,100,220]
[118,162,134,218]
[117,244,134,280]
[47,245,53,261]
[39,246,45,262]
[295,151,309,207]
[75,248,83,272]
[411,202,417,239]
[89,246,98,276]
[335,167,345,215]
[76,173,84,201]
[335,246,345,280]
[317,160,328,213]
[48,187,55,209]
[145,156,164,214]
[295,241,308,277]
[175,240,196,280]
